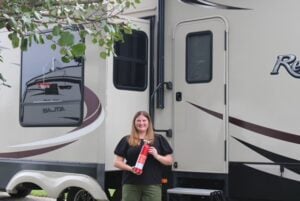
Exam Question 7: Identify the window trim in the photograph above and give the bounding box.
[185,30,213,84]
[113,30,148,91]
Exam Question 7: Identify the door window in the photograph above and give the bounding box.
[186,31,212,83]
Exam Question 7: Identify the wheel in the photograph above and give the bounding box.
[67,188,96,201]
[9,186,31,198]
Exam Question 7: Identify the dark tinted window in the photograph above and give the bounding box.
[186,31,212,83]
[113,30,148,91]
[20,29,84,127]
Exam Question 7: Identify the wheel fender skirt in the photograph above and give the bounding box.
[6,170,108,200]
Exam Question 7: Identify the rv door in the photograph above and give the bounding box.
[105,18,151,170]
[173,17,227,173]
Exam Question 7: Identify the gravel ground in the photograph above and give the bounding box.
[0,192,55,201]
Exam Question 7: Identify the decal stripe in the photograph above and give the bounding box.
[233,137,298,164]
[84,86,100,119]
[0,141,75,158]
[229,117,300,144]
[72,86,101,131]
[187,101,300,145]
[0,86,101,158]
[233,137,300,175]
[186,101,300,181]
[187,101,223,119]
[181,0,250,10]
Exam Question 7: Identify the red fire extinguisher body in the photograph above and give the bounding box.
[133,143,150,174]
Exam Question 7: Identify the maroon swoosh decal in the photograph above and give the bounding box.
[72,86,101,131]
[229,117,300,144]
[181,0,250,10]
[187,101,300,144]
[84,86,100,120]
[0,141,75,158]
[0,86,101,158]
[187,101,223,119]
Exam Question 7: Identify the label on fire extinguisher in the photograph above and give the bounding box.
[135,154,147,169]
[134,142,150,174]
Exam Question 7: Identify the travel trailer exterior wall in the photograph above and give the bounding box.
[2,0,300,201]
[160,1,300,201]
[0,15,151,201]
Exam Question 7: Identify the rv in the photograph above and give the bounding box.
[1,0,300,201]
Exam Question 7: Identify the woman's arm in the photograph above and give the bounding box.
[114,155,135,173]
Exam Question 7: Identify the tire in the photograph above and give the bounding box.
[9,187,31,198]
[67,188,96,201]
[57,190,68,201]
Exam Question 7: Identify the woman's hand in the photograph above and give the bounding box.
[149,146,173,166]
[149,146,159,158]
[131,167,143,175]
[114,156,137,173]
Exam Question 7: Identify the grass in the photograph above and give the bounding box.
[31,190,68,199]
[30,190,48,197]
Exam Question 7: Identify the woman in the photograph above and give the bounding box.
[114,111,173,201]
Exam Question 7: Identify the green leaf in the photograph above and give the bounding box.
[104,25,110,33]
[51,44,56,50]
[60,47,67,55]
[100,51,107,59]
[123,26,132,34]
[52,26,61,36]
[114,31,123,41]
[98,39,105,46]
[21,38,28,51]
[58,31,74,47]
[39,35,45,44]
[0,21,5,29]
[0,0,140,63]
[79,30,88,39]
[33,33,39,43]
[28,35,32,46]
[71,43,86,57]
[92,37,97,44]
[125,1,131,8]
[61,56,71,63]
[8,33,20,48]
[46,34,53,40]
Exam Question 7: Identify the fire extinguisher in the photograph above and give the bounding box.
[133,141,150,174]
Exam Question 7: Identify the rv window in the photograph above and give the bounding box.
[20,29,84,127]
[113,30,148,91]
[186,31,212,83]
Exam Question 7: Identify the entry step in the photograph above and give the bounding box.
[167,187,225,201]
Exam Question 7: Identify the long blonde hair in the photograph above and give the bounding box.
[128,111,155,146]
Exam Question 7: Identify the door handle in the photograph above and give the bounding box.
[176,92,182,101]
